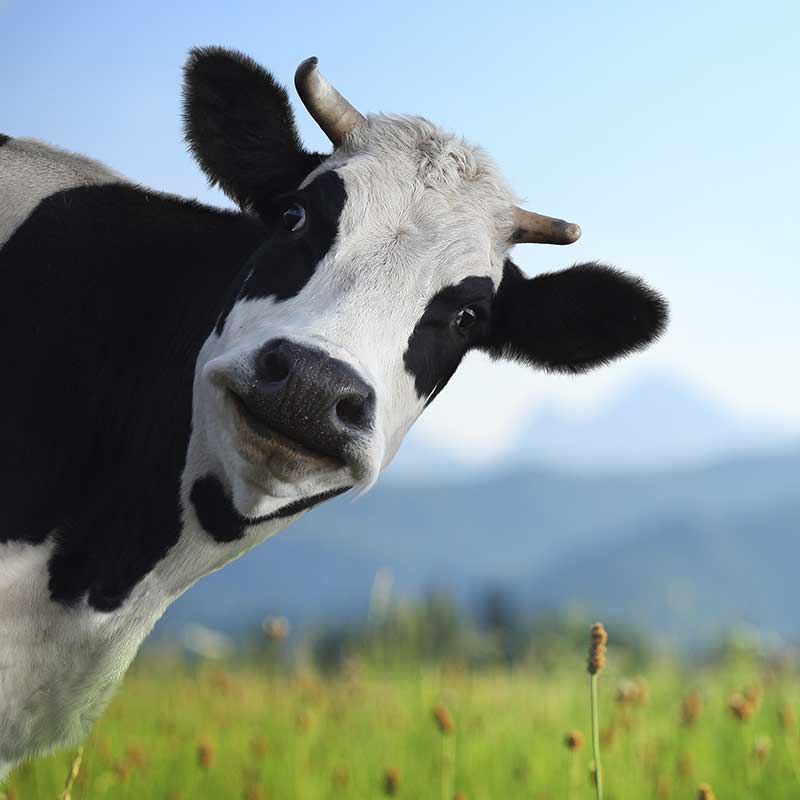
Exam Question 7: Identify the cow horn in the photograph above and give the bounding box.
[511,207,581,245]
[295,57,365,146]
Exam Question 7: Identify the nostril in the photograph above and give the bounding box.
[256,349,290,384]
[335,393,372,429]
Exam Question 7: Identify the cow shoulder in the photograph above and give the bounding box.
[0,179,265,611]
[0,137,124,247]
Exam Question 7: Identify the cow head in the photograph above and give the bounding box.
[183,47,667,518]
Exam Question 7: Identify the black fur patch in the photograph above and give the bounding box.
[482,260,668,373]
[403,277,495,402]
[0,134,10,147]
[214,258,252,335]
[182,46,326,216]
[190,474,348,542]
[0,183,263,610]
[239,170,347,304]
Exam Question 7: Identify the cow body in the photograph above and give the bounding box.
[0,136,285,771]
[0,48,667,776]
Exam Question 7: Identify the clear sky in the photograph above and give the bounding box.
[2,1,798,459]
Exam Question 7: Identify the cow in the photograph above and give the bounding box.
[0,47,667,776]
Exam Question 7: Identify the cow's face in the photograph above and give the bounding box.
[183,48,667,517]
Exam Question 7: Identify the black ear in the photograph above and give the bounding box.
[182,46,326,215]
[483,260,668,373]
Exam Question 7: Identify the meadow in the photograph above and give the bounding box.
[3,634,799,800]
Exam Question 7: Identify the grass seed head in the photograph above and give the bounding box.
[197,741,214,768]
[678,752,693,777]
[92,736,111,762]
[454,793,468,800]
[681,692,702,726]
[779,702,796,731]
[125,743,145,768]
[243,783,264,800]
[587,623,608,675]
[753,735,772,762]
[383,766,400,796]
[697,783,715,800]
[616,677,648,706]
[332,766,349,788]
[729,693,755,722]
[743,682,762,706]
[621,711,635,730]
[616,680,636,705]
[433,703,456,734]
[113,760,131,780]
[244,785,263,800]
[250,736,268,757]
[564,730,584,751]
[263,616,290,642]
[601,724,616,748]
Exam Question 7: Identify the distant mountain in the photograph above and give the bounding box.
[509,373,787,472]
[385,374,793,481]
[155,447,800,646]
[526,501,800,647]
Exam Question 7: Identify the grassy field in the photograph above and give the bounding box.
[3,647,800,799]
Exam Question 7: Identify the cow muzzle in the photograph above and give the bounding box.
[208,339,376,484]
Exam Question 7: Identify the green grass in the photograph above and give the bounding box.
[4,651,800,799]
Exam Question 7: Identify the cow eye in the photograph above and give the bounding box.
[453,307,477,330]
[282,202,306,232]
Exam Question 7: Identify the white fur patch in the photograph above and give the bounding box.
[0,539,153,770]
[0,511,297,777]
[0,137,124,247]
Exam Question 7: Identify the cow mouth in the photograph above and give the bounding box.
[227,390,346,471]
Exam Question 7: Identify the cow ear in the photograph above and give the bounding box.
[482,260,668,373]
[182,47,326,216]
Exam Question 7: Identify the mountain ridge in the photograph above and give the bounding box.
[387,373,794,480]
[155,445,800,645]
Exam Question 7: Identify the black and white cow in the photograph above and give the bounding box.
[0,47,667,774]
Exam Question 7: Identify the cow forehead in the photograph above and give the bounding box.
[224,115,517,376]
[302,114,516,291]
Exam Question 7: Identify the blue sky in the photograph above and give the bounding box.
[2,1,798,458]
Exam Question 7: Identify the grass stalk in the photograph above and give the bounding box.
[567,751,578,800]
[785,729,800,786]
[433,703,456,800]
[58,747,83,800]
[590,673,603,800]
[587,623,607,800]
[441,734,455,800]
[564,730,583,800]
